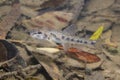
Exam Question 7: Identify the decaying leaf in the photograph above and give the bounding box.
[21,6,39,17]
[40,62,65,80]
[57,46,104,69]
[22,11,73,30]
[84,71,105,80]
[57,46,101,63]
[0,42,7,62]
[0,1,21,39]
[102,30,118,48]
[67,48,101,63]
[25,45,64,80]
[111,24,120,42]
[40,0,66,9]
[20,0,48,8]
[63,55,104,70]
[0,40,18,67]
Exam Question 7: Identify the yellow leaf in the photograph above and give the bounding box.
[90,26,104,40]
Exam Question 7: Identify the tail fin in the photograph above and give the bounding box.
[90,26,104,41]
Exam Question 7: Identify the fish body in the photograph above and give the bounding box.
[30,30,96,47]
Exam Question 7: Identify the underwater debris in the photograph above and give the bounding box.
[55,45,103,69]
[0,0,21,39]
[40,0,66,9]
[84,71,105,80]
[103,30,118,48]
[63,0,85,36]
[0,40,18,67]
[22,11,73,30]
[66,48,100,63]
[0,41,7,62]
[0,64,41,79]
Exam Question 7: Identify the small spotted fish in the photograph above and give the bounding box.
[29,29,97,50]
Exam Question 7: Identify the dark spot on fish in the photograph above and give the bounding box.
[62,36,65,39]
[55,15,68,23]
[44,34,48,38]
[50,33,53,35]
[84,41,88,44]
[51,33,56,37]
[91,41,96,45]
[79,40,83,43]
[33,32,38,34]
[66,37,70,41]
[38,32,42,34]
[76,40,79,42]
[71,38,74,41]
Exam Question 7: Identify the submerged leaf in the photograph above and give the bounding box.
[40,62,64,80]
[57,45,101,63]
[0,1,20,39]
[85,71,105,80]
[67,48,101,63]
[0,42,7,62]
[40,0,66,8]
[22,11,73,30]
[0,40,18,67]
[103,30,118,48]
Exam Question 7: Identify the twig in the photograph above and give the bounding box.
[0,64,41,79]
[0,0,21,39]
[71,0,85,24]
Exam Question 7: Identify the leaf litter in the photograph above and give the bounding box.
[0,0,120,80]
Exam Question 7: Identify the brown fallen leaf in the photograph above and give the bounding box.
[57,45,101,63]
[102,30,118,48]
[40,0,66,8]
[66,48,101,63]
[22,11,73,30]
[84,71,105,80]
[0,40,18,67]
[40,62,65,80]
[0,42,7,62]
[0,1,21,39]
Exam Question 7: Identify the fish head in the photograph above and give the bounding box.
[29,30,48,40]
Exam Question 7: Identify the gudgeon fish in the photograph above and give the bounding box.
[29,30,96,48]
